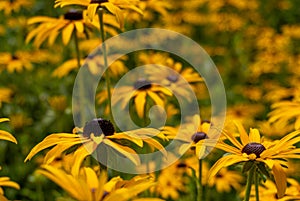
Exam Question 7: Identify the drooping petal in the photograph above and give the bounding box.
[147,91,164,107]
[143,138,167,157]
[62,23,74,45]
[71,141,95,177]
[0,130,17,144]
[0,118,9,123]
[272,162,287,199]
[134,91,146,118]
[103,139,140,165]
[37,165,88,201]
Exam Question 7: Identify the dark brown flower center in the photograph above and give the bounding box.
[64,9,83,21]
[241,142,266,158]
[167,75,179,83]
[90,0,108,4]
[191,132,208,143]
[83,118,115,137]
[176,162,187,168]
[11,55,19,60]
[133,79,152,90]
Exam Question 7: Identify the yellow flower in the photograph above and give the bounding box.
[177,115,217,159]
[268,99,300,130]
[0,0,32,15]
[37,165,157,201]
[141,53,203,101]
[0,175,20,201]
[0,51,33,73]
[0,88,13,108]
[54,0,143,28]
[9,114,32,130]
[208,167,243,193]
[0,118,17,144]
[26,9,104,47]
[209,121,300,198]
[48,96,68,112]
[25,118,166,175]
[151,160,187,200]
[112,78,172,118]
[243,179,300,201]
[52,58,85,78]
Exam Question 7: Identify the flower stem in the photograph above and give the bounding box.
[197,159,203,201]
[98,8,115,127]
[74,29,86,126]
[244,166,255,201]
[254,169,260,201]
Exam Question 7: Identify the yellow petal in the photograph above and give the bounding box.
[0,118,9,123]
[0,130,17,144]
[134,91,146,118]
[103,3,124,28]
[71,141,95,177]
[24,133,80,162]
[74,21,84,33]
[109,133,143,147]
[147,91,164,107]
[208,154,247,181]
[62,23,74,45]
[234,121,249,146]
[83,167,98,190]
[143,138,167,157]
[249,128,261,143]
[87,4,99,21]
[37,165,88,200]
[195,143,206,159]
[103,139,140,165]
[272,162,287,199]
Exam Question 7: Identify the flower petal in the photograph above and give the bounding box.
[272,162,287,199]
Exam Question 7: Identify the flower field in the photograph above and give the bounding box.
[1,0,300,200]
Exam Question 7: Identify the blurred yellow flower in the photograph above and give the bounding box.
[208,167,243,193]
[244,179,300,201]
[0,88,13,108]
[0,51,33,73]
[269,100,300,130]
[54,0,143,28]
[112,78,172,118]
[178,115,217,159]
[37,165,157,201]
[9,114,32,130]
[0,0,32,15]
[141,52,202,101]
[52,58,85,78]
[48,96,68,112]
[26,9,105,47]
[151,160,187,200]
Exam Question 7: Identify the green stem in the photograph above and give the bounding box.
[244,166,255,201]
[74,29,86,126]
[254,169,260,201]
[98,8,115,127]
[197,159,203,201]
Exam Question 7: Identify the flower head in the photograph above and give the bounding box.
[54,0,143,28]
[37,164,156,201]
[112,78,172,118]
[209,121,300,198]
